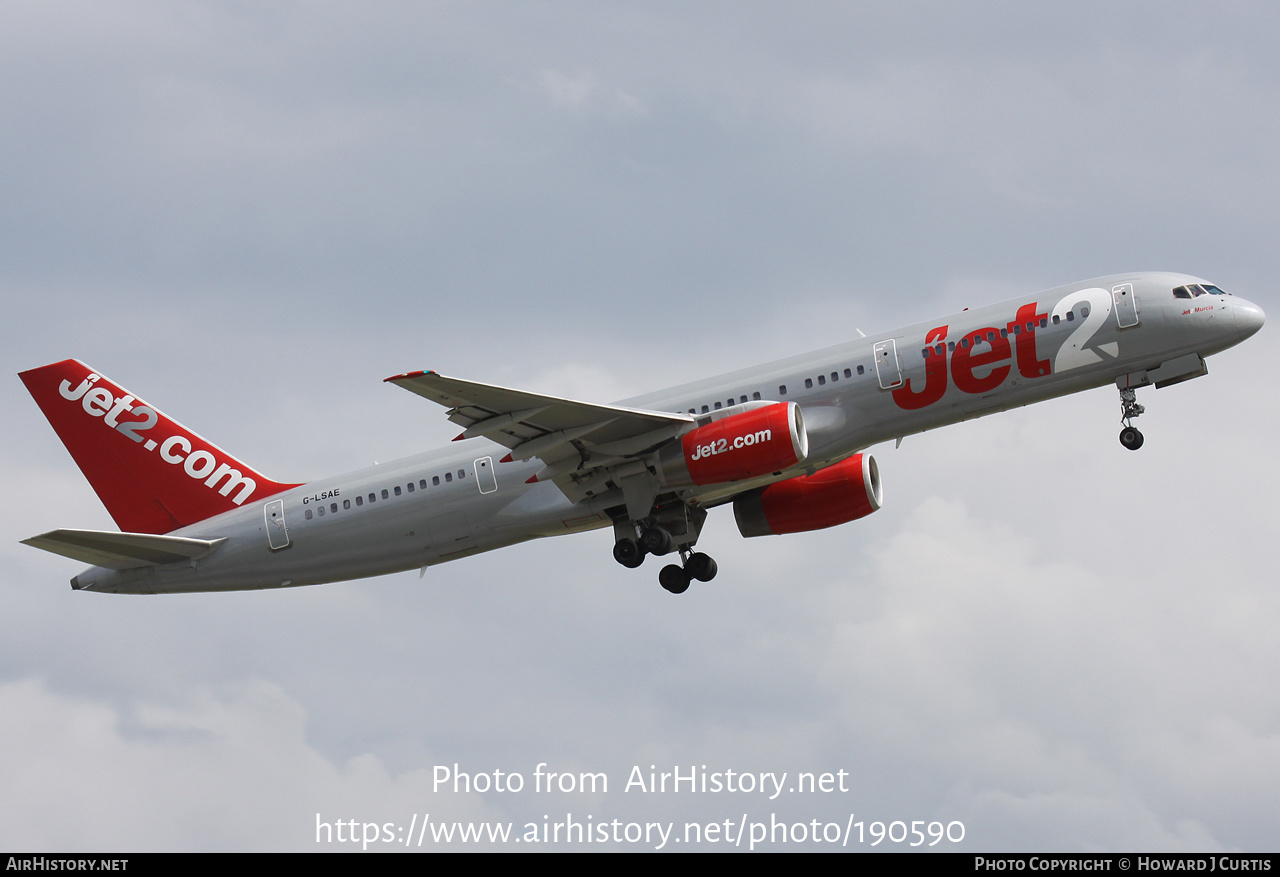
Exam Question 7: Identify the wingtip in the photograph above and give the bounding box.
[383,369,434,383]
[500,453,513,463]
[525,474,538,483]
[452,433,466,442]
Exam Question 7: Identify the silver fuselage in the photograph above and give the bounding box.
[72,272,1265,594]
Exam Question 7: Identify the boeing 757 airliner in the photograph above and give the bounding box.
[19,272,1264,595]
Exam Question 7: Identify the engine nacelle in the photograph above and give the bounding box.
[656,402,808,487]
[733,453,882,537]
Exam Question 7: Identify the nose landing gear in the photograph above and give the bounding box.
[1118,387,1145,450]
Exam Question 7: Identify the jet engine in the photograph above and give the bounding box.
[656,402,808,487]
[733,453,882,537]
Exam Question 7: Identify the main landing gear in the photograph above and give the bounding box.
[658,549,718,595]
[613,523,718,595]
[1118,387,1146,451]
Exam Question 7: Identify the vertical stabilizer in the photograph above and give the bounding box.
[20,360,300,534]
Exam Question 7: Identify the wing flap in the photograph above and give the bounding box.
[22,529,226,570]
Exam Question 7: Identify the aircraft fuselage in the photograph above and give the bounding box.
[27,271,1264,594]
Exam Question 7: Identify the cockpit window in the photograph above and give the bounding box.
[1173,283,1228,299]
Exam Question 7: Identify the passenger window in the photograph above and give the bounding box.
[318,506,325,517]
[458,469,465,479]
[843,368,851,378]
[368,493,376,503]
[805,378,813,389]
[740,395,747,404]
[356,496,363,507]
[856,366,865,375]
[305,509,313,520]
[817,375,825,386]
[394,486,402,496]
[714,401,722,409]
[433,476,440,486]
[381,489,389,499]
[752,391,761,400]
[343,499,350,510]
[779,385,788,395]
[831,372,838,382]
[445,472,452,483]
[330,503,338,513]
[407,482,414,493]
[420,480,427,489]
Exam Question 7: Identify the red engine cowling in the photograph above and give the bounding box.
[657,402,808,487]
[733,453,882,537]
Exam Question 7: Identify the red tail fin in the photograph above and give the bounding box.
[20,360,300,534]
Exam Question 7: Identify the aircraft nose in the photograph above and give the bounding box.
[1234,298,1266,341]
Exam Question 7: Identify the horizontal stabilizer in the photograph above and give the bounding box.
[22,529,226,570]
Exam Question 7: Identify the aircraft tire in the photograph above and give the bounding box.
[659,564,691,594]
[1119,427,1145,451]
[641,525,674,556]
[687,552,718,582]
[613,538,645,568]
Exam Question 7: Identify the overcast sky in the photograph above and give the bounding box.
[2,1,1277,852]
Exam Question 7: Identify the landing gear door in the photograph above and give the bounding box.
[264,499,290,550]
[474,456,497,494]
[873,339,904,390]
[1113,283,1140,328]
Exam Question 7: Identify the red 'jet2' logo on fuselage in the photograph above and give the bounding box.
[891,302,1051,411]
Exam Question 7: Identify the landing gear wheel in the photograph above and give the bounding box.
[659,564,691,594]
[1118,387,1146,450]
[686,552,718,582]
[613,538,645,568]
[1119,426,1144,451]
[640,525,674,556]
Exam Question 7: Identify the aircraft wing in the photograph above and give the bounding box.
[384,370,694,479]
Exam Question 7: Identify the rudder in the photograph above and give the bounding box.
[20,359,300,535]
